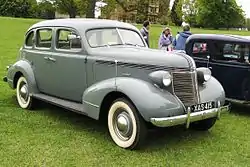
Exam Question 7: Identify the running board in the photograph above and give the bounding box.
[32,93,87,115]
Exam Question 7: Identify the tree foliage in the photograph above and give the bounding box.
[195,0,245,29]
[51,0,84,18]
[86,0,97,18]
[158,0,171,25]
[0,0,37,18]
[36,0,56,19]
[182,0,198,26]
[246,18,250,31]
[101,0,116,19]
[170,0,183,26]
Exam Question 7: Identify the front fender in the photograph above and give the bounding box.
[199,76,226,105]
[7,59,38,94]
[82,77,184,122]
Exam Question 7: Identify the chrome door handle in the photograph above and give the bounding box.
[44,56,49,60]
[48,57,56,62]
[209,67,212,69]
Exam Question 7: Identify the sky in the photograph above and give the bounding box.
[170,0,250,18]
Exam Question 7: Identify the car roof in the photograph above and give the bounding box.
[27,18,137,32]
[187,34,250,43]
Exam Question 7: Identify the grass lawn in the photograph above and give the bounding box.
[1,17,250,167]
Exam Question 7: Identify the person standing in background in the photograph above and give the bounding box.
[140,20,150,47]
[158,27,173,51]
[173,23,192,50]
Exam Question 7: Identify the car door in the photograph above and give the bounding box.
[209,41,250,101]
[48,28,87,102]
[23,28,54,94]
[186,40,212,68]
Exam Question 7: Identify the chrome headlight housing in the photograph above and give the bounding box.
[197,67,212,82]
[162,72,172,87]
[149,71,172,88]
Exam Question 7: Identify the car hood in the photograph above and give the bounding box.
[89,46,194,70]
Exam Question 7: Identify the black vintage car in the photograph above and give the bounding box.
[185,34,250,104]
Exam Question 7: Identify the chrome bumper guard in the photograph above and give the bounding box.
[3,76,7,82]
[150,103,230,129]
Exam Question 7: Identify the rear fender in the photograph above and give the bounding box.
[7,59,38,94]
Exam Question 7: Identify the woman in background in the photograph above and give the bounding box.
[158,27,173,51]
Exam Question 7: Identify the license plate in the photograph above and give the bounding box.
[190,101,215,112]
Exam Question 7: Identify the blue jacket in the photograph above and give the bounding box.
[173,31,192,50]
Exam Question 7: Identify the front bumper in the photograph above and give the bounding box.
[150,102,230,128]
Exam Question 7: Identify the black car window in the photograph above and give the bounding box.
[56,29,82,50]
[213,42,250,63]
[36,29,52,48]
[192,42,210,58]
[25,31,34,47]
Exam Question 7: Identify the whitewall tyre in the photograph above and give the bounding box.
[108,98,147,150]
[16,76,34,110]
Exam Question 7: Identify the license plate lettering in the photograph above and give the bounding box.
[191,102,214,112]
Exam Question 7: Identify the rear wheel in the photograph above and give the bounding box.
[107,98,147,149]
[190,117,217,131]
[16,76,34,110]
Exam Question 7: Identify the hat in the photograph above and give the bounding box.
[163,27,171,33]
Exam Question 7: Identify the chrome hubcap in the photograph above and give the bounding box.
[114,110,133,141]
[19,83,29,102]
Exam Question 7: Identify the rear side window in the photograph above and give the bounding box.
[36,29,52,48]
[25,31,34,47]
[56,29,82,50]
[192,42,210,58]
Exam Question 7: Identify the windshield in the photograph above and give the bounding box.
[86,28,145,48]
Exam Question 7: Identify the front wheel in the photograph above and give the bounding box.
[16,76,34,110]
[190,117,217,131]
[108,98,147,150]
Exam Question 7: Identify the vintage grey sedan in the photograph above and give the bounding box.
[3,19,229,149]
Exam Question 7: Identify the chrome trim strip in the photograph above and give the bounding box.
[150,104,230,128]
[83,100,99,108]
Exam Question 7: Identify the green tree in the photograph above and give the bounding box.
[158,0,171,25]
[0,0,38,18]
[86,0,96,18]
[101,0,116,19]
[170,0,183,26]
[52,0,83,18]
[246,18,250,31]
[36,0,56,19]
[182,0,198,26]
[196,0,245,29]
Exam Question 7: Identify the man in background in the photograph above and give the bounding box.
[173,23,192,50]
[140,20,150,47]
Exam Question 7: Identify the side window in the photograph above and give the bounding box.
[192,42,209,58]
[25,31,34,47]
[36,29,52,48]
[213,42,249,63]
[56,29,82,50]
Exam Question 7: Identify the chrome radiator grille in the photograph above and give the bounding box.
[172,71,200,107]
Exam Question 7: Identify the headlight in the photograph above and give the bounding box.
[197,67,212,82]
[149,71,172,88]
[162,72,172,86]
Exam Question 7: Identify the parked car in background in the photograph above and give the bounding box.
[186,34,250,104]
[3,19,229,150]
